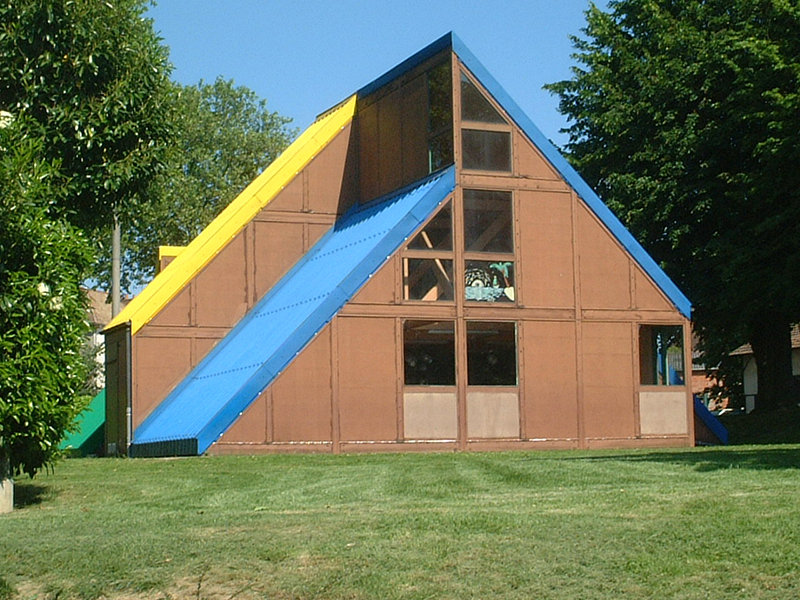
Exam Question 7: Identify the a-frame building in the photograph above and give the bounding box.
[104,33,696,457]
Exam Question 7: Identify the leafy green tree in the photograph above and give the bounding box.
[0,120,92,478]
[0,0,173,477]
[547,0,800,412]
[100,78,295,292]
[0,0,173,233]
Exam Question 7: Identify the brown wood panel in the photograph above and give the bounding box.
[308,223,330,250]
[403,392,458,440]
[350,256,397,305]
[358,102,381,203]
[517,190,575,308]
[192,336,221,368]
[271,326,333,442]
[577,203,632,309]
[253,221,304,299]
[516,134,560,180]
[634,265,673,311]
[261,170,303,212]
[522,320,579,439]
[466,391,520,439]
[194,231,248,328]
[149,284,191,327]
[306,123,355,215]
[133,336,191,426]
[218,393,268,444]
[581,321,636,439]
[336,316,398,441]
[401,76,429,183]
[378,91,404,194]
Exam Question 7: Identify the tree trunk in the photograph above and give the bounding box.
[0,449,12,514]
[748,312,795,413]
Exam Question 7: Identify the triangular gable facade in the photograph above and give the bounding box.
[106,33,696,457]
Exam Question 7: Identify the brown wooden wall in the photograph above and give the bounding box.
[212,53,693,454]
[124,49,693,456]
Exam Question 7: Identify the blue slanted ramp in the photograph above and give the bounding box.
[693,396,729,445]
[130,167,456,457]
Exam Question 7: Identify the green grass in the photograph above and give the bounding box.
[2,447,799,600]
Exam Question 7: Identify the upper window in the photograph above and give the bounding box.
[460,71,512,173]
[639,325,685,386]
[461,72,506,124]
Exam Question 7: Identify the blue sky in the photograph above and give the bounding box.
[146,1,607,147]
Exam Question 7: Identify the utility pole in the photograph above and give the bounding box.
[112,211,121,317]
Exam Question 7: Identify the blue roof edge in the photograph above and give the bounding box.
[451,34,692,320]
[132,166,456,456]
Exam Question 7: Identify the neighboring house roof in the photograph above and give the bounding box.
[104,95,358,336]
[130,167,456,457]
[730,324,800,357]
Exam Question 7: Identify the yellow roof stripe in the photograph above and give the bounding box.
[106,95,358,335]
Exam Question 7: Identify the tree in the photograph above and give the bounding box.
[0,0,173,234]
[547,0,800,412]
[0,119,92,478]
[0,0,173,478]
[99,78,295,292]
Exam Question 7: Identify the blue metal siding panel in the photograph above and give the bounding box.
[451,34,692,319]
[131,167,456,455]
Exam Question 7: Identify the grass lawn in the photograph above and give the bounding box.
[1,445,799,600]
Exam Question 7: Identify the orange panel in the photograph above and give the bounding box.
[219,393,268,444]
[634,266,673,311]
[522,320,579,439]
[253,221,305,300]
[350,256,397,305]
[133,336,191,426]
[517,190,575,308]
[581,321,636,439]
[577,203,632,309]
[194,231,248,328]
[263,172,303,213]
[272,326,333,442]
[516,135,560,180]
[306,122,355,215]
[337,317,398,441]
[149,285,191,327]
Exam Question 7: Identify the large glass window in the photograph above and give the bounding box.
[462,189,515,304]
[404,321,456,386]
[404,258,454,301]
[463,190,513,253]
[402,203,454,302]
[408,202,452,251]
[462,129,511,172]
[467,322,517,386]
[639,325,685,385]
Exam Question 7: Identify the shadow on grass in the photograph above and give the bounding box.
[575,446,800,472]
[13,482,55,508]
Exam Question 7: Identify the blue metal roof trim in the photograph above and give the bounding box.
[130,166,456,457]
[451,34,692,320]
